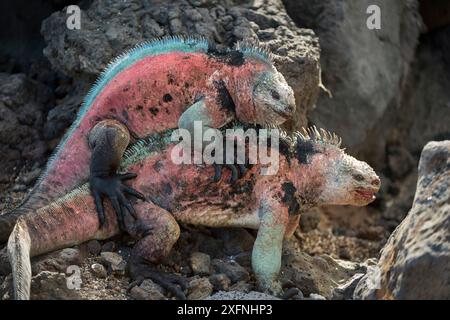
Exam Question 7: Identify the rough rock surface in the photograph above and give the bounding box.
[354,141,450,299]
[0,73,53,186]
[331,273,365,300]
[363,26,450,227]
[384,26,450,157]
[279,241,366,299]
[31,248,83,275]
[0,228,366,300]
[30,271,82,300]
[283,0,423,152]
[296,206,387,262]
[41,0,320,131]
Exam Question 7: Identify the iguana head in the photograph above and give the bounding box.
[315,149,381,207]
[225,43,296,125]
[285,127,380,208]
[251,70,296,125]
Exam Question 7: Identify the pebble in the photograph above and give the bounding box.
[309,293,326,300]
[187,278,213,300]
[209,273,231,291]
[100,252,126,275]
[130,279,166,300]
[190,252,211,276]
[90,263,107,279]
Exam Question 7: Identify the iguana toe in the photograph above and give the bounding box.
[130,263,187,300]
[89,172,145,232]
[213,163,247,183]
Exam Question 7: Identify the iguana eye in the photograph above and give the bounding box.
[353,174,365,181]
[271,90,280,100]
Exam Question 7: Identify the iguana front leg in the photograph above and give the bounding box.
[178,98,246,182]
[88,119,145,230]
[252,198,289,295]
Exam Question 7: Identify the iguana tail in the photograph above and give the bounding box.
[0,191,51,243]
[4,184,120,299]
[7,217,32,300]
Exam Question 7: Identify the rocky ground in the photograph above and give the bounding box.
[0,0,449,300]
[0,223,379,300]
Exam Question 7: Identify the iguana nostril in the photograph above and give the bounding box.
[372,178,380,186]
[286,104,295,113]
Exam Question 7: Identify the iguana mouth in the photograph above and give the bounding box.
[354,188,377,202]
[271,108,292,120]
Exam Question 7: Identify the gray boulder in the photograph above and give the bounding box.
[283,0,423,151]
[354,141,450,299]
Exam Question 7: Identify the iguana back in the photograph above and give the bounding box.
[0,36,296,242]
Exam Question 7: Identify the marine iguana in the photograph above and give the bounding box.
[2,126,380,300]
[0,36,296,242]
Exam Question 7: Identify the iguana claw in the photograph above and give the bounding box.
[90,172,146,231]
[212,136,248,183]
[129,264,187,300]
[213,163,247,183]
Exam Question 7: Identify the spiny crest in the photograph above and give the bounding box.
[234,39,274,66]
[120,130,175,169]
[84,35,209,118]
[262,124,343,151]
[295,126,343,148]
[100,35,208,81]
[37,184,90,215]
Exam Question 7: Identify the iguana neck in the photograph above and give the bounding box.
[222,63,263,124]
[286,158,326,210]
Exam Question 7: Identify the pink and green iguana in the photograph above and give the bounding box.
[1,125,380,300]
[0,36,296,241]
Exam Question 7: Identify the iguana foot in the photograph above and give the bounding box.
[213,163,247,183]
[129,263,187,300]
[211,135,250,183]
[258,280,283,297]
[89,172,146,230]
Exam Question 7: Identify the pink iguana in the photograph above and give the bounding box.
[0,36,296,241]
[1,126,380,299]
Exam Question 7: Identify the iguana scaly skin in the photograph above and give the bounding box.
[2,126,380,300]
[0,36,296,242]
